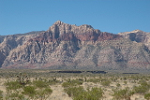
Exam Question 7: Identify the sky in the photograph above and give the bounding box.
[0,0,150,35]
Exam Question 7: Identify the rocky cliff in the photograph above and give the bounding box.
[1,21,150,70]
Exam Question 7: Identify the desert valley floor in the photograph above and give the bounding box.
[0,69,150,100]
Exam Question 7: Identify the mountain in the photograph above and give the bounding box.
[0,21,150,70]
[119,30,150,50]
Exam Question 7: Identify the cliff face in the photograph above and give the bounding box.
[119,30,150,50]
[1,21,150,70]
[0,31,43,67]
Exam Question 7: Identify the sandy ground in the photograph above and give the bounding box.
[50,85,72,100]
[0,75,148,100]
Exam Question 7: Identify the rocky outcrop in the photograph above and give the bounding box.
[1,21,150,70]
[28,21,121,43]
[119,30,148,43]
[119,30,150,51]
[0,31,44,67]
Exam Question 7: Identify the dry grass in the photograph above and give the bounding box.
[0,69,150,100]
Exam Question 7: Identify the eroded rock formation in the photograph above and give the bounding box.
[1,21,150,70]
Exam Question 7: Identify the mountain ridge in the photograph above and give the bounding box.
[0,21,150,70]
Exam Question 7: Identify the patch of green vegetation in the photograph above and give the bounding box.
[5,91,25,100]
[133,85,149,94]
[37,88,53,100]
[4,76,53,100]
[62,79,83,88]
[133,81,150,94]
[22,86,36,99]
[4,81,23,90]
[87,78,101,83]
[64,86,103,100]
[47,78,60,85]
[112,87,134,100]
[0,90,3,99]
[101,79,111,86]
[116,83,121,87]
[145,93,150,100]
[33,80,49,89]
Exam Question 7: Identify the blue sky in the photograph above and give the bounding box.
[0,0,150,35]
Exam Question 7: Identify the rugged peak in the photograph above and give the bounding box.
[119,29,147,43]
[29,21,122,43]
[119,30,145,35]
[80,24,93,29]
[53,20,93,29]
[131,29,143,33]
[53,20,64,26]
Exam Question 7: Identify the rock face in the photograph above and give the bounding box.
[119,30,150,50]
[0,31,43,67]
[1,21,150,70]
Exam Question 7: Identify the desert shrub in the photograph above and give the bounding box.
[85,87,103,100]
[145,93,150,100]
[112,87,134,100]
[62,79,83,88]
[64,86,85,97]
[16,72,30,85]
[133,85,149,94]
[0,90,3,99]
[33,80,49,88]
[5,91,24,100]
[37,88,53,100]
[4,75,54,100]
[4,81,23,90]
[84,77,87,82]
[87,78,101,83]
[139,80,149,86]
[110,77,118,82]
[116,83,121,87]
[101,79,111,86]
[22,86,36,99]
[62,82,71,88]
[24,79,53,100]
[123,77,127,80]
[124,81,127,84]
[133,81,150,94]
[47,79,60,85]
[64,86,103,100]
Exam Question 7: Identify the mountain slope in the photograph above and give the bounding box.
[1,21,150,70]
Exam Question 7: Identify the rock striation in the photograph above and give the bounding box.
[1,21,150,70]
